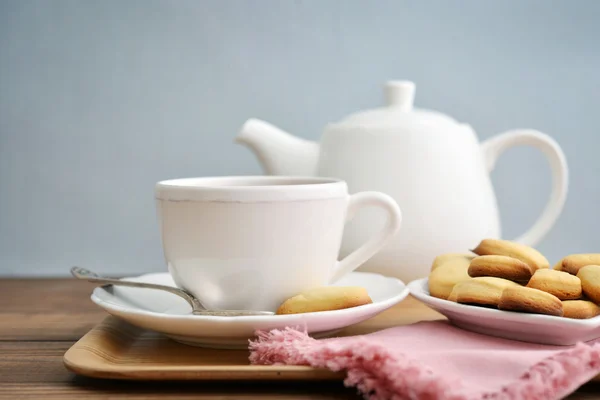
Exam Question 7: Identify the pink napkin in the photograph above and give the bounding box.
[249,321,600,400]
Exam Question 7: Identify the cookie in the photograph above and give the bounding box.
[468,255,532,282]
[275,286,372,315]
[447,288,459,302]
[576,265,600,304]
[556,254,600,275]
[448,277,520,307]
[428,256,472,299]
[552,261,564,271]
[562,300,600,319]
[526,269,582,300]
[430,253,474,272]
[471,239,549,271]
[498,286,563,316]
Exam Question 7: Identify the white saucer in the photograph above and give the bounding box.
[90,271,409,349]
[409,277,600,346]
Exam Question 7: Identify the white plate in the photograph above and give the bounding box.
[91,271,409,349]
[408,278,600,346]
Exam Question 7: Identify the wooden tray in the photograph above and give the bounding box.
[65,296,600,382]
[63,296,443,381]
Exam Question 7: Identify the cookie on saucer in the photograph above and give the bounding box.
[428,256,472,300]
[526,269,582,300]
[498,286,563,316]
[577,265,600,304]
[468,255,532,282]
[276,286,372,315]
[562,300,600,319]
[448,277,520,307]
[556,254,600,275]
[430,253,474,272]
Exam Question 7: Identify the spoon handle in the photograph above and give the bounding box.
[70,266,201,309]
[70,266,275,316]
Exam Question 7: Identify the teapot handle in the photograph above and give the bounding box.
[480,129,568,247]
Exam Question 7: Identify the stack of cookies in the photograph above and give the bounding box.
[428,239,600,319]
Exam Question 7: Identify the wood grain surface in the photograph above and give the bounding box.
[2,278,600,399]
[62,295,445,382]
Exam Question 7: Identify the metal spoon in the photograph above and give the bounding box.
[70,266,274,317]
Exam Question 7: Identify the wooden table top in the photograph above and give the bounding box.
[2,278,600,399]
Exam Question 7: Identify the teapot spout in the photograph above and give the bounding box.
[235,118,319,176]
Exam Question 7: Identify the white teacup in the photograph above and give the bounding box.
[155,176,402,312]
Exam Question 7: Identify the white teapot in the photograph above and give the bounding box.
[235,80,568,282]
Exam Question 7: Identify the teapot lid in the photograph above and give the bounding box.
[334,81,461,129]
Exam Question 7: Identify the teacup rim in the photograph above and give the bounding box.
[155,176,348,203]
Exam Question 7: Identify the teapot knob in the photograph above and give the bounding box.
[385,80,415,112]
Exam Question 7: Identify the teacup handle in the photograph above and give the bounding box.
[329,192,402,283]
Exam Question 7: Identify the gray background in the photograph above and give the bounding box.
[1,0,598,277]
